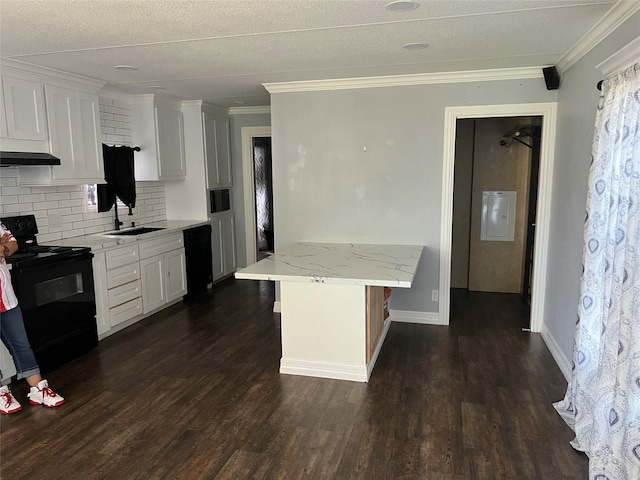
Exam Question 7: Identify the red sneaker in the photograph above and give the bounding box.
[27,379,64,407]
[0,385,22,414]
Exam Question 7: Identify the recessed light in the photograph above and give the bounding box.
[385,1,418,12]
[114,65,138,71]
[403,42,429,50]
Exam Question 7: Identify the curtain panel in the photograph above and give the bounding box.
[554,62,640,479]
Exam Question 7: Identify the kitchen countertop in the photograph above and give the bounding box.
[41,219,210,252]
[235,242,424,287]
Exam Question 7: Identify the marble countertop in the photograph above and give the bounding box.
[41,219,210,252]
[235,242,424,287]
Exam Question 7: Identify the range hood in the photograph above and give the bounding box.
[0,151,61,166]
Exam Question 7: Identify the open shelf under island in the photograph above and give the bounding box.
[235,242,424,382]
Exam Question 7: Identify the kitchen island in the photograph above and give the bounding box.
[235,242,423,382]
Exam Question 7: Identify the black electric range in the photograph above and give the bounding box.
[1,214,98,375]
[2,215,92,267]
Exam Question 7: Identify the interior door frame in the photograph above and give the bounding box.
[242,126,272,266]
[439,102,557,333]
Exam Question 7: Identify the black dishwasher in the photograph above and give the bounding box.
[183,225,213,299]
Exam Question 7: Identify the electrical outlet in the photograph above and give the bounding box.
[49,214,62,226]
[431,290,439,302]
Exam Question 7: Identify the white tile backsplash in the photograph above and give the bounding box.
[0,95,167,239]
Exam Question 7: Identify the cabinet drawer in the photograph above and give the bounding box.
[107,263,140,289]
[108,279,142,308]
[139,233,183,259]
[105,244,139,269]
[110,297,143,326]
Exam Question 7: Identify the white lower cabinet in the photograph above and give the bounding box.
[104,244,142,329]
[93,233,187,338]
[93,243,142,338]
[139,233,187,314]
[140,256,166,313]
[165,248,187,302]
[92,251,111,337]
[211,212,236,282]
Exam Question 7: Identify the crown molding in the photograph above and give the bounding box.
[0,57,105,91]
[127,93,184,110]
[98,85,135,101]
[597,35,640,75]
[182,99,229,116]
[229,106,271,115]
[556,1,640,74]
[263,67,543,94]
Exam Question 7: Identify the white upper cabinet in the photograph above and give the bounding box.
[77,92,104,179]
[0,74,49,152]
[156,107,186,178]
[131,95,186,181]
[0,60,106,185]
[44,85,104,183]
[19,85,104,186]
[204,113,232,189]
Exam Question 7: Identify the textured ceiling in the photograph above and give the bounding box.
[0,0,620,108]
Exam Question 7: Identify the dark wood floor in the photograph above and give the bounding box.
[0,280,587,479]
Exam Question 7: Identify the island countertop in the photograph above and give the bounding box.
[235,242,424,287]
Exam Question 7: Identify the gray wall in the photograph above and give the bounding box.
[544,12,640,362]
[229,111,271,268]
[270,79,557,314]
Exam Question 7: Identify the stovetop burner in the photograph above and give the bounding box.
[7,252,38,261]
[25,244,52,253]
[1,215,92,268]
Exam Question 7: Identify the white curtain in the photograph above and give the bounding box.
[554,62,640,479]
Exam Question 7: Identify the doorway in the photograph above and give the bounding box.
[242,126,272,266]
[451,116,542,330]
[439,103,558,333]
[253,137,274,261]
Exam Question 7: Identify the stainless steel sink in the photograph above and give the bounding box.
[109,227,165,236]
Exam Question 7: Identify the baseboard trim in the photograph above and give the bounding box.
[280,358,368,383]
[390,309,443,325]
[540,324,572,382]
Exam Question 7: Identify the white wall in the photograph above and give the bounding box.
[543,12,640,373]
[270,78,557,314]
